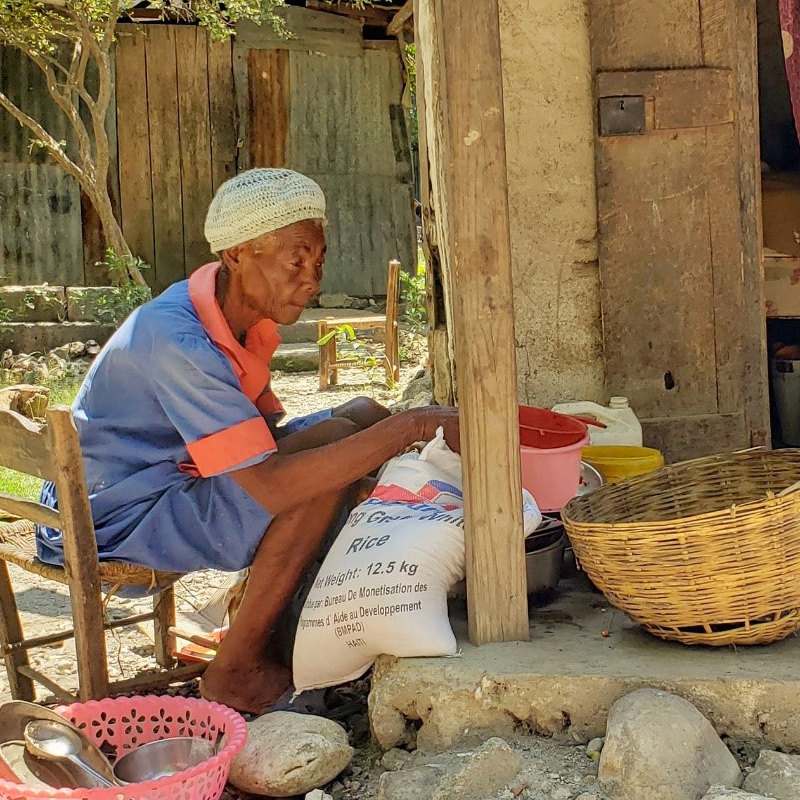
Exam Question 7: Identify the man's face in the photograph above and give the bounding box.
[223,220,326,325]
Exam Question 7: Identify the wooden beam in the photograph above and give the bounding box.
[2,612,157,654]
[387,0,413,35]
[0,493,61,529]
[415,1,456,406]
[734,0,770,447]
[0,561,34,700]
[420,0,529,644]
[17,665,76,703]
[306,0,393,26]
[108,663,207,695]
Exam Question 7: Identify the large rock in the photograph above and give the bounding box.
[703,788,773,799]
[378,765,445,800]
[229,712,353,798]
[742,750,800,799]
[378,738,523,800]
[599,689,742,800]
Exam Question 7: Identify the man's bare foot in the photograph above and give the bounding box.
[200,656,291,715]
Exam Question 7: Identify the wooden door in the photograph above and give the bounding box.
[590,0,770,461]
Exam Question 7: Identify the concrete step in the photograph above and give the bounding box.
[0,285,66,322]
[0,322,116,354]
[271,342,319,373]
[0,285,120,323]
[278,308,383,344]
[0,309,379,364]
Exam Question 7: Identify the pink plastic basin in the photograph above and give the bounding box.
[520,432,590,513]
[0,696,247,800]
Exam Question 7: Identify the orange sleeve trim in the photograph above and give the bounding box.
[186,417,276,477]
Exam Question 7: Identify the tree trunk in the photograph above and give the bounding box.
[90,185,148,287]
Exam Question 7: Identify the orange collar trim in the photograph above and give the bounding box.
[188,262,282,404]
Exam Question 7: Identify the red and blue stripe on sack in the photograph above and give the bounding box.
[371,479,463,510]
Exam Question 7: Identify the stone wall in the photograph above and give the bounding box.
[499,0,604,406]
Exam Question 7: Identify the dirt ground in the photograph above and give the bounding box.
[0,365,422,704]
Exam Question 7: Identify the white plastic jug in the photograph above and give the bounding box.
[552,397,643,447]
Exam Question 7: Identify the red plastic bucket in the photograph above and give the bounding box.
[519,407,589,512]
[519,406,589,449]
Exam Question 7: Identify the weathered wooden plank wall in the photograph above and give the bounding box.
[236,6,416,297]
[115,24,236,292]
[1,11,414,296]
[247,49,290,168]
[290,49,415,296]
[115,28,156,271]
[0,46,84,286]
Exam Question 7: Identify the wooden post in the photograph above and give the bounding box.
[0,561,35,700]
[48,406,110,700]
[318,320,330,391]
[153,587,177,668]
[385,259,402,385]
[419,0,529,643]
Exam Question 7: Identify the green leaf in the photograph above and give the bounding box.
[317,329,338,346]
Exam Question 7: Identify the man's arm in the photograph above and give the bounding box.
[231,406,458,515]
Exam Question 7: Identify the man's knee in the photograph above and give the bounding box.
[275,416,360,454]
[334,397,390,430]
[316,416,360,444]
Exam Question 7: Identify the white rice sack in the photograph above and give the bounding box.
[292,428,541,692]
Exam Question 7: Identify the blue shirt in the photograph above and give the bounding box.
[37,263,326,575]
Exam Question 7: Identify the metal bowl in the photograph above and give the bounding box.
[0,701,116,788]
[525,533,566,594]
[578,461,604,496]
[113,737,216,784]
[0,740,73,789]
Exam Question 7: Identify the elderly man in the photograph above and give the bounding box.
[36,169,459,713]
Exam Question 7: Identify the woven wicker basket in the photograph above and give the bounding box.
[561,449,800,646]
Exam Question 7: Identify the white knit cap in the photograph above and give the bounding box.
[204,168,326,252]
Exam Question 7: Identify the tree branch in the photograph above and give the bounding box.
[29,51,94,175]
[48,41,98,110]
[96,0,119,122]
[102,0,119,49]
[0,88,86,185]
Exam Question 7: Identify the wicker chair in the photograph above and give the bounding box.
[0,404,204,702]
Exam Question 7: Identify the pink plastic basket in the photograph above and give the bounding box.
[0,696,247,800]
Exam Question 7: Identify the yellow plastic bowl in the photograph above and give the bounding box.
[582,445,664,484]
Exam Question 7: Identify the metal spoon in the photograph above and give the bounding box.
[23,720,121,788]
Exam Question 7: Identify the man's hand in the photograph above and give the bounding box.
[406,405,461,454]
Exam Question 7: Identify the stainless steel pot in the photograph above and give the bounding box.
[525,533,566,594]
